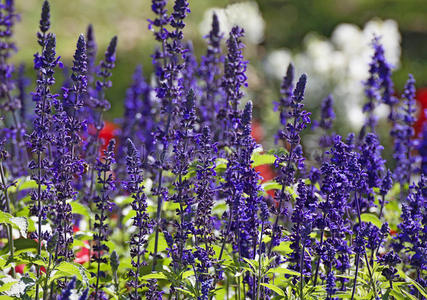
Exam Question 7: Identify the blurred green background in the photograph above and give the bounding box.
[10,0,427,128]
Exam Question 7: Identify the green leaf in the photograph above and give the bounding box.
[182,270,194,279]
[0,277,29,297]
[360,213,382,228]
[261,181,282,192]
[260,283,285,297]
[123,210,136,225]
[397,270,427,298]
[9,238,37,255]
[389,289,405,300]
[0,211,28,237]
[70,202,90,218]
[175,288,195,297]
[272,241,292,254]
[16,252,46,267]
[146,232,167,253]
[251,152,276,167]
[51,261,90,286]
[141,273,167,280]
[19,179,39,190]
[0,281,16,293]
[400,288,418,300]
[268,267,300,277]
[214,158,228,172]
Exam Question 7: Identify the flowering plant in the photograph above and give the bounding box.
[0,1,425,299]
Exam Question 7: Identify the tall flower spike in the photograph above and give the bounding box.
[199,13,224,126]
[391,74,419,192]
[150,0,191,271]
[148,0,170,42]
[194,126,217,245]
[117,65,154,180]
[29,18,60,296]
[318,94,335,131]
[167,89,197,270]
[274,63,294,143]
[358,133,386,209]
[93,139,116,297]
[64,34,88,113]
[421,116,427,176]
[82,36,118,209]
[220,26,247,144]
[361,36,397,137]
[85,24,97,84]
[37,0,50,46]
[315,95,336,156]
[91,35,117,117]
[125,139,152,299]
[0,0,28,178]
[269,72,311,257]
[393,175,426,292]
[49,34,89,262]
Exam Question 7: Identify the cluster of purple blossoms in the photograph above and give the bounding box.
[391,74,419,190]
[393,176,426,292]
[199,13,224,127]
[219,26,248,145]
[270,66,310,252]
[362,36,397,137]
[93,139,116,297]
[124,139,152,299]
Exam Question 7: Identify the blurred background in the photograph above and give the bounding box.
[10,0,427,153]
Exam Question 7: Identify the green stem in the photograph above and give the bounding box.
[351,253,360,300]
[95,170,107,298]
[256,223,264,300]
[42,253,52,300]
[300,244,305,300]
[0,162,15,278]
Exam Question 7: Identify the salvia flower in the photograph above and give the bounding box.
[119,65,154,158]
[28,31,60,249]
[288,180,317,279]
[93,139,116,295]
[37,0,50,46]
[378,251,401,287]
[220,26,247,143]
[168,89,197,267]
[270,71,311,255]
[362,36,397,135]
[194,126,217,245]
[393,176,426,281]
[392,74,419,189]
[92,35,117,115]
[85,24,97,84]
[199,13,224,127]
[421,118,427,176]
[125,139,152,299]
[358,133,385,207]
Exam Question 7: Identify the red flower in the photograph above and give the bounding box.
[252,120,276,197]
[15,264,25,274]
[415,88,427,135]
[87,121,118,153]
[74,242,90,265]
[72,226,91,265]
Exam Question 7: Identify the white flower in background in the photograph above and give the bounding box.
[264,49,292,79]
[363,19,400,67]
[265,18,401,129]
[199,1,265,44]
